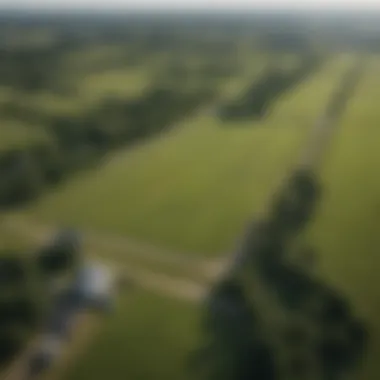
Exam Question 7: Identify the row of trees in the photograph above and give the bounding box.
[194,63,367,380]
[0,85,216,209]
[0,45,67,93]
[194,169,368,380]
[0,20,245,93]
[219,54,322,121]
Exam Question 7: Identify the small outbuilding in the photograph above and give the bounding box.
[71,261,114,312]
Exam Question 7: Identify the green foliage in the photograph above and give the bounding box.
[220,54,322,121]
[0,148,44,206]
[0,252,51,366]
[195,167,368,380]
[0,83,215,210]
[0,46,63,92]
[36,238,80,277]
[192,276,276,380]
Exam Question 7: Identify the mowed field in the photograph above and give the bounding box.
[303,56,380,380]
[21,55,352,255]
[49,290,200,380]
[0,122,50,153]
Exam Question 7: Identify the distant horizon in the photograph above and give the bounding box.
[1,0,380,14]
[1,6,380,16]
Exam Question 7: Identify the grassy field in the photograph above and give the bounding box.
[21,55,352,256]
[0,225,37,253]
[0,44,156,119]
[0,49,248,121]
[60,289,200,380]
[62,45,133,71]
[78,67,152,101]
[0,121,50,153]
[0,65,153,118]
[303,56,380,380]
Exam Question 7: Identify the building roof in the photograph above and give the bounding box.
[72,261,113,299]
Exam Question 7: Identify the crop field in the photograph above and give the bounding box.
[21,55,352,255]
[302,57,380,380]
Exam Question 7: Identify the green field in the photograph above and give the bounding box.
[0,121,50,153]
[62,289,200,380]
[0,230,31,253]
[303,57,380,380]
[78,67,152,100]
[0,44,158,120]
[0,66,153,118]
[22,56,352,255]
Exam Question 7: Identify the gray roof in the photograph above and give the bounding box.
[72,262,113,299]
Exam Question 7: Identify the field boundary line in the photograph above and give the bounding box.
[4,215,226,278]
[3,216,212,301]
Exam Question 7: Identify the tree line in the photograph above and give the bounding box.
[0,85,216,209]
[192,169,368,380]
[219,53,322,121]
[193,61,368,380]
[0,43,69,93]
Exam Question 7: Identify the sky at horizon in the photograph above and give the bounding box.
[1,0,380,12]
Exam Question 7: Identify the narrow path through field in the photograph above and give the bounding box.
[3,216,226,278]
[2,216,212,301]
[110,261,207,302]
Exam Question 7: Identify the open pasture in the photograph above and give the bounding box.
[0,121,50,153]
[22,55,352,255]
[58,289,200,380]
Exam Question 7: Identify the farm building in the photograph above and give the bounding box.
[25,261,115,378]
[70,261,115,312]
[41,260,115,342]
